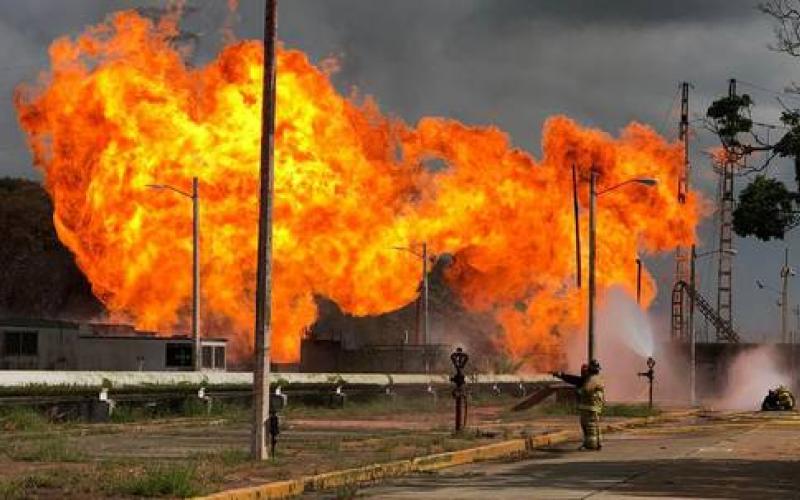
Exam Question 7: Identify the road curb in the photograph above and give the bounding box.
[197,410,697,500]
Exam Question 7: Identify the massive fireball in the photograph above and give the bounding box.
[14,11,701,366]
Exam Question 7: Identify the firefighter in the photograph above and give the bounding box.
[761,389,780,411]
[761,386,795,411]
[578,359,605,450]
[776,385,795,410]
[553,359,605,450]
[553,363,588,387]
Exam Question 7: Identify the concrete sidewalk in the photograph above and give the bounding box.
[349,413,800,499]
[199,410,699,500]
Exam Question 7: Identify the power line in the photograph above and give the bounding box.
[658,85,682,139]
[737,79,800,104]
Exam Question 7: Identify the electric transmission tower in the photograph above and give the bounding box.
[671,82,692,342]
[716,79,737,340]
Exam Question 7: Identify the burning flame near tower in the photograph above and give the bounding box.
[15,11,701,367]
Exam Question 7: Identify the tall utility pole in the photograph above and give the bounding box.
[585,174,657,365]
[422,242,430,373]
[146,177,201,370]
[716,79,737,340]
[393,243,430,347]
[793,304,799,389]
[422,242,429,347]
[191,177,200,371]
[588,169,598,363]
[678,82,691,206]
[572,164,582,289]
[781,248,793,344]
[636,257,642,305]
[252,0,278,461]
[689,245,697,405]
[674,82,691,340]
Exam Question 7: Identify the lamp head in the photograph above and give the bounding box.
[635,178,658,187]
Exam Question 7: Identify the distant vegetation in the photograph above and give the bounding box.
[704,2,800,241]
[0,177,102,319]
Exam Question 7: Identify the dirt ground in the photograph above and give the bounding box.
[0,396,658,499]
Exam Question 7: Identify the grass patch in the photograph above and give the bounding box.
[215,447,251,467]
[192,447,251,467]
[0,406,49,432]
[603,404,661,418]
[109,404,154,423]
[0,478,23,500]
[529,402,579,416]
[112,463,200,498]
[283,394,444,418]
[108,399,248,423]
[334,483,360,499]
[7,436,87,462]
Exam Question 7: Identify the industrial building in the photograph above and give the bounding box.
[0,319,227,371]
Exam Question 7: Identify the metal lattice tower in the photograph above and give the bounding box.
[672,82,691,341]
[716,79,737,340]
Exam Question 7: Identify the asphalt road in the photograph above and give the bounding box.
[338,413,800,499]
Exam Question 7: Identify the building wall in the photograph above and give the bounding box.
[666,342,800,399]
[300,339,451,373]
[0,320,227,371]
[76,338,227,371]
[77,338,166,371]
[0,324,80,370]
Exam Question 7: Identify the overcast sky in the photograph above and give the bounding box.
[1,0,799,342]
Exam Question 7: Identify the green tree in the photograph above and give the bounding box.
[703,2,800,239]
[732,176,798,240]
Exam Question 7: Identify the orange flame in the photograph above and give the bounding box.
[14,11,701,366]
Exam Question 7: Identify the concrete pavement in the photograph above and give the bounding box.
[336,413,800,499]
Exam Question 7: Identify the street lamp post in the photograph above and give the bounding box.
[147,177,201,371]
[588,171,597,363]
[587,172,657,365]
[392,243,431,348]
[756,251,795,345]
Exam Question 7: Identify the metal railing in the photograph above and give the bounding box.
[672,280,740,343]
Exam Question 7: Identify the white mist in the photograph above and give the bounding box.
[566,287,659,402]
[715,346,790,410]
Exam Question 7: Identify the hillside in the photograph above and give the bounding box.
[0,178,103,319]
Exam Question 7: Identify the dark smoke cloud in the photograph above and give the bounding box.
[469,0,756,29]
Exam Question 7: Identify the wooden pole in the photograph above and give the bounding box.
[252,0,278,461]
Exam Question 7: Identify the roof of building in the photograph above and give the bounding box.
[0,318,227,343]
[0,318,80,329]
[79,334,228,343]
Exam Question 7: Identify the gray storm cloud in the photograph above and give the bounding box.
[1,0,799,341]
